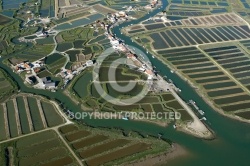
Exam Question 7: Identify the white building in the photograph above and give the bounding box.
[86,60,94,66]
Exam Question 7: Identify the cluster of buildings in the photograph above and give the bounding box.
[36,31,49,37]
[127,53,155,80]
[13,52,95,90]
[145,0,159,9]
[41,77,56,89]
[14,61,43,73]
[13,60,57,90]
[107,34,127,51]
[104,11,156,80]
[59,60,94,89]
[107,11,128,23]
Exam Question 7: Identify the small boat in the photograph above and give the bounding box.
[152,55,155,58]
[173,124,176,129]
[122,117,129,120]
[200,117,207,121]
[198,109,205,115]
[170,70,174,73]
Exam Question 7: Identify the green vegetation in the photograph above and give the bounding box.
[0,130,77,166]
[40,101,64,127]
[0,104,7,141]
[40,0,55,17]
[45,53,67,74]
[67,51,191,122]
[72,71,92,98]
[0,14,12,25]
[6,100,19,138]
[0,69,18,102]
[27,97,44,131]
[0,20,39,56]
[59,124,171,165]
[0,94,65,141]
[14,44,54,62]
[56,42,73,52]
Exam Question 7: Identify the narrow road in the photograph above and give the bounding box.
[65,0,70,6]
[0,123,66,144]
[37,99,48,128]
[169,88,210,135]
[155,76,210,135]
[50,101,73,124]
[54,129,83,166]
[13,99,22,135]
[54,0,58,18]
[23,97,34,132]
[2,103,10,139]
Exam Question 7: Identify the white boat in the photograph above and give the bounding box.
[200,117,207,121]
[170,70,174,73]
[173,124,176,129]
[198,109,205,115]
[122,117,129,120]
[152,55,155,58]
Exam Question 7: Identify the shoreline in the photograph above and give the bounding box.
[125,143,188,166]
[176,123,215,140]
[93,109,214,139]
[143,46,250,125]
[175,68,250,125]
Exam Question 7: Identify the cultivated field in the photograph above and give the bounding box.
[0,69,17,101]
[59,124,171,165]
[40,0,55,17]
[126,12,250,52]
[45,53,67,74]
[124,7,250,121]
[0,94,65,141]
[0,130,77,166]
[0,14,12,25]
[69,58,192,122]
[55,27,104,70]
[147,44,250,120]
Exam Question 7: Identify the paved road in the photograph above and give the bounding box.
[54,0,58,17]
[156,76,210,135]
[55,129,83,166]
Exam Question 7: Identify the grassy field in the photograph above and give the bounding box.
[45,53,67,74]
[0,69,17,101]
[79,139,130,159]
[0,104,7,140]
[72,71,92,98]
[55,27,104,60]
[0,130,77,166]
[6,100,19,138]
[0,14,12,25]
[86,143,150,165]
[0,94,65,141]
[15,44,54,62]
[65,130,91,142]
[59,124,171,165]
[16,97,30,134]
[40,0,55,17]
[70,67,192,122]
[40,101,64,127]
[27,97,44,131]
[0,20,39,56]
